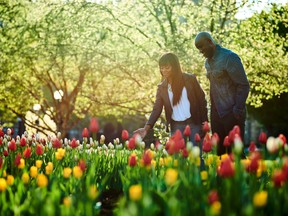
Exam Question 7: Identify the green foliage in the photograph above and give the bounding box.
[226,3,288,108]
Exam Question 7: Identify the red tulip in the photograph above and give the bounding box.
[246,152,261,173]
[272,169,285,187]
[278,134,287,146]
[208,190,219,204]
[232,125,241,136]
[155,140,161,150]
[53,138,62,148]
[258,132,267,144]
[228,130,236,144]
[127,137,136,150]
[36,144,44,155]
[40,138,46,146]
[128,153,137,167]
[202,121,210,133]
[194,133,201,143]
[70,138,78,149]
[78,159,86,172]
[82,128,89,138]
[23,147,32,158]
[173,130,185,150]
[14,153,22,166]
[0,139,2,146]
[202,133,212,153]
[121,130,129,141]
[0,129,4,138]
[8,139,17,151]
[223,136,231,147]
[166,130,185,155]
[182,148,189,158]
[142,150,152,166]
[20,137,27,147]
[248,141,256,152]
[217,157,235,178]
[89,118,99,133]
[282,158,288,181]
[183,125,191,137]
[3,149,9,157]
[211,133,219,146]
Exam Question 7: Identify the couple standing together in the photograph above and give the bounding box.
[134,32,250,157]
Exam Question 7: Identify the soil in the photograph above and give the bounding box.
[99,189,123,216]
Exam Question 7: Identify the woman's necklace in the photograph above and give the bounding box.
[168,83,172,92]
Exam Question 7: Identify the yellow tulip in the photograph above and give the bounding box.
[58,148,66,157]
[211,201,221,215]
[21,173,30,184]
[88,185,98,200]
[159,157,164,166]
[45,162,54,175]
[201,171,208,181]
[63,167,72,178]
[36,160,43,168]
[63,196,72,207]
[55,152,61,160]
[6,175,14,186]
[55,148,66,160]
[253,191,268,207]
[37,174,48,188]
[129,184,142,201]
[18,159,25,169]
[165,168,178,186]
[151,159,156,168]
[73,166,83,179]
[30,166,38,178]
[205,154,214,166]
[0,178,7,192]
[164,157,173,166]
[220,154,229,161]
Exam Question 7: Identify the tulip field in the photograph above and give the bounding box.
[0,123,288,216]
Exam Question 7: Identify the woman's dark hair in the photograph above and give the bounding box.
[159,52,184,105]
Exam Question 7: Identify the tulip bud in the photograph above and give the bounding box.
[192,146,200,158]
[183,125,191,137]
[234,134,243,155]
[258,132,267,145]
[186,141,193,152]
[202,121,210,133]
[100,135,105,144]
[121,130,129,141]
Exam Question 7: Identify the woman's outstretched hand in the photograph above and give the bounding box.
[133,128,147,139]
[133,125,150,139]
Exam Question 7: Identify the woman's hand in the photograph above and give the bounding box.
[133,128,147,139]
[133,125,150,139]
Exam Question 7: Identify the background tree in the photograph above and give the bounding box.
[237,3,288,136]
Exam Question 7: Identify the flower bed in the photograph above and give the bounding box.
[0,124,287,216]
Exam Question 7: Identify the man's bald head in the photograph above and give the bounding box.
[195,32,216,45]
[194,32,216,59]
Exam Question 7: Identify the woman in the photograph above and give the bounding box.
[134,52,208,144]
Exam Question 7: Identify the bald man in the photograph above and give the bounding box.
[195,32,250,156]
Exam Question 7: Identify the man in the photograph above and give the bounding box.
[195,32,250,156]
